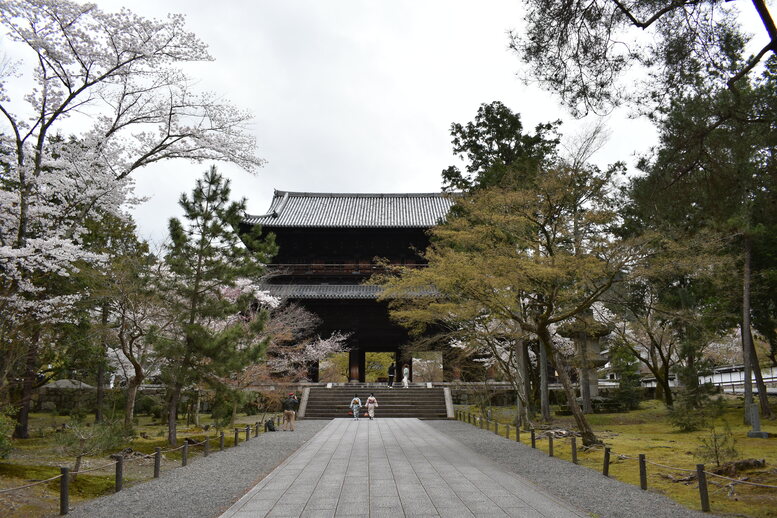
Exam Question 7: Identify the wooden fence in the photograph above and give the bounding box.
[0,414,285,515]
[454,410,777,514]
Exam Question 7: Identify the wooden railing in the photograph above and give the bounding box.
[267,263,426,276]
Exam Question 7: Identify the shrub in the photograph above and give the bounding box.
[209,399,233,428]
[135,394,162,416]
[609,346,642,411]
[0,411,14,458]
[40,401,57,413]
[695,422,738,467]
[56,419,130,479]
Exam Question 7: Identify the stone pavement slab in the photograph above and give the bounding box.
[219,418,586,518]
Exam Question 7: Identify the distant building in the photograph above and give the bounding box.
[241,190,456,382]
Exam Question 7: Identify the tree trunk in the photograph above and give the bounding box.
[579,333,592,414]
[231,398,238,427]
[742,235,754,425]
[746,325,774,419]
[124,377,142,430]
[549,346,600,446]
[194,390,201,427]
[539,342,550,422]
[660,376,674,408]
[515,342,528,429]
[13,328,40,439]
[654,380,664,403]
[72,454,83,482]
[95,303,109,424]
[523,343,535,417]
[167,385,181,446]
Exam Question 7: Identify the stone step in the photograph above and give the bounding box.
[303,387,449,419]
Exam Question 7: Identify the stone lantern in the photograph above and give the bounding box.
[557,312,611,413]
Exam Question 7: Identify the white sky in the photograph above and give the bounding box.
[94,0,656,243]
[6,1,772,243]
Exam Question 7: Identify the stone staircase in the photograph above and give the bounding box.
[301,385,450,419]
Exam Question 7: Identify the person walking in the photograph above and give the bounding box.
[402,364,410,388]
[387,362,395,388]
[365,393,378,420]
[349,394,362,421]
[282,392,299,431]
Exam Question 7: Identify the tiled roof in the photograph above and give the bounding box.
[265,284,439,300]
[244,190,457,228]
[265,284,383,300]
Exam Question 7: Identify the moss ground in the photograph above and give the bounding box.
[0,411,281,518]
[462,396,777,518]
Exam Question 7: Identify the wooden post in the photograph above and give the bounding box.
[219,431,225,451]
[515,426,520,443]
[603,447,611,477]
[571,437,577,464]
[505,424,510,439]
[255,422,260,437]
[154,447,161,478]
[245,425,250,442]
[59,467,69,516]
[204,436,210,457]
[530,430,536,448]
[548,435,554,457]
[182,442,188,466]
[494,421,499,435]
[234,428,239,446]
[697,464,710,512]
[639,454,647,490]
[111,455,123,492]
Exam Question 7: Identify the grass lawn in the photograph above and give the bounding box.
[460,395,777,518]
[0,411,282,518]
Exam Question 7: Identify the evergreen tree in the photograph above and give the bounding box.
[159,166,276,445]
[440,101,559,192]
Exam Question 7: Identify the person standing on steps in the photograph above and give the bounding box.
[402,364,410,388]
[349,394,362,421]
[365,393,378,420]
[387,362,395,388]
[282,392,299,431]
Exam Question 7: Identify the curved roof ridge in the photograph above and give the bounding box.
[272,190,453,198]
[244,188,459,228]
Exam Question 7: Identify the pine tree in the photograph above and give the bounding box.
[159,166,276,445]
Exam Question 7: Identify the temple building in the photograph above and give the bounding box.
[241,191,456,382]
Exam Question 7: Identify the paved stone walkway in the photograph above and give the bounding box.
[219,418,586,518]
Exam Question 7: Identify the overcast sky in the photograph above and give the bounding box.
[43,1,772,242]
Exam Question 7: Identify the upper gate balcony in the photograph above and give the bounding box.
[265,262,427,277]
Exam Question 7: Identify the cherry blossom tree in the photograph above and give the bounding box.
[0,0,263,436]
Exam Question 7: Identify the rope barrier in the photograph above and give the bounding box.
[703,472,777,489]
[0,433,218,497]
[463,413,777,491]
[610,449,777,489]
[0,473,62,494]
[70,460,119,475]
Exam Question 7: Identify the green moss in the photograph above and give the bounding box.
[0,462,61,480]
[459,396,777,517]
[0,462,118,499]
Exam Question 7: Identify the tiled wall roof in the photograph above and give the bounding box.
[265,284,383,299]
[244,191,456,228]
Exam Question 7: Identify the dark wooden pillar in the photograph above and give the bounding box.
[349,350,362,383]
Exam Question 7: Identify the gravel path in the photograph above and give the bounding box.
[426,420,717,518]
[67,421,328,518]
[67,419,719,518]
